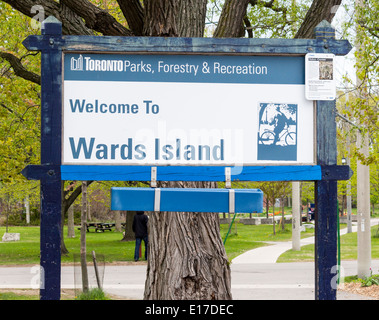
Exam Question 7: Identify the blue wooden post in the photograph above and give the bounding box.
[314,21,338,300]
[38,17,63,300]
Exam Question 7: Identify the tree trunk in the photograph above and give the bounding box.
[61,181,94,254]
[143,0,179,36]
[142,1,233,300]
[144,183,231,300]
[213,0,250,38]
[121,211,136,241]
[295,0,342,39]
[61,181,69,255]
[115,210,122,232]
[67,204,75,238]
[281,197,285,231]
[80,181,89,293]
[176,0,208,37]
[272,197,276,235]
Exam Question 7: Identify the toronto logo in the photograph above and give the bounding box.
[70,55,83,71]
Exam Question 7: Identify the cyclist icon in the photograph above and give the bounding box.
[259,126,296,146]
[258,102,298,161]
[272,106,288,145]
[258,104,297,146]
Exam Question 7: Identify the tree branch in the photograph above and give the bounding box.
[2,0,94,35]
[63,180,94,213]
[117,0,144,36]
[0,51,41,85]
[295,0,342,39]
[62,0,134,36]
[213,0,250,38]
[250,0,288,14]
[244,16,253,38]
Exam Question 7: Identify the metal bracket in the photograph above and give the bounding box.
[154,188,161,212]
[21,164,60,182]
[151,166,157,188]
[225,167,231,189]
[229,189,235,214]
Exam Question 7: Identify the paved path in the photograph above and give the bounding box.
[232,218,379,264]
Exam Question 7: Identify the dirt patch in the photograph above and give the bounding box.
[339,283,379,300]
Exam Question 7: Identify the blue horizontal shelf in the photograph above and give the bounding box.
[61,165,323,182]
[22,164,352,182]
[111,187,263,213]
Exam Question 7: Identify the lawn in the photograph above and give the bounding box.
[277,225,379,262]
[1,221,378,265]
[0,226,137,265]
[0,222,314,265]
[219,222,314,261]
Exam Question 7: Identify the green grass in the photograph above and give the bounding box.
[220,222,314,261]
[0,226,139,265]
[0,291,39,300]
[1,221,378,266]
[277,225,379,262]
[75,288,110,300]
[0,222,314,265]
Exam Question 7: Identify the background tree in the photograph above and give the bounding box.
[1,0,345,300]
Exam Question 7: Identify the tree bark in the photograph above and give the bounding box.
[213,0,250,38]
[143,0,179,36]
[121,211,136,241]
[3,0,94,35]
[117,0,144,36]
[62,0,133,36]
[80,181,89,293]
[295,0,342,39]
[115,210,122,232]
[144,182,231,300]
[142,1,232,300]
[67,204,75,238]
[176,0,208,37]
[61,181,93,254]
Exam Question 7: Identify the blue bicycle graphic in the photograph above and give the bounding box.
[259,126,296,146]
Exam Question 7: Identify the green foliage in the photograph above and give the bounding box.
[207,0,312,39]
[75,288,110,300]
[0,4,41,209]
[341,0,379,165]
[246,0,312,39]
[336,270,379,287]
[359,269,379,287]
[6,206,40,226]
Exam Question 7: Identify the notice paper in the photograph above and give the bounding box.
[305,53,336,100]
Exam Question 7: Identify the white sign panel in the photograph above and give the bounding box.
[63,54,315,166]
[305,53,336,100]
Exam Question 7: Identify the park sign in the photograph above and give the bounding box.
[22,17,354,301]
[63,53,314,166]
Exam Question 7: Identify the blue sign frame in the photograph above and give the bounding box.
[22,17,352,301]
